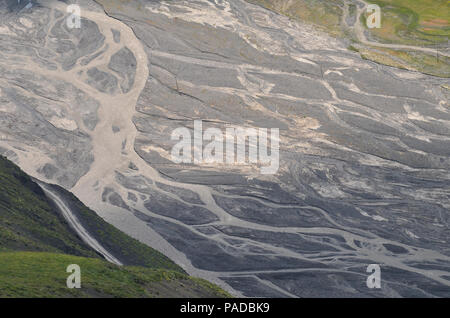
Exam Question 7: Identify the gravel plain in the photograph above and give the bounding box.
[0,0,449,297]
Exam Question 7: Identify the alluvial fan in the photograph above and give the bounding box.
[0,0,449,297]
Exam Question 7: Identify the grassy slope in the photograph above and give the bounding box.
[0,156,230,297]
[246,0,449,77]
[365,0,449,45]
[246,0,346,36]
[0,156,98,256]
[360,0,450,77]
[0,252,230,298]
[0,155,181,272]
[48,184,184,271]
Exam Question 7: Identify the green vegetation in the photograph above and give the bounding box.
[358,45,450,77]
[52,185,184,272]
[246,0,449,77]
[0,155,182,272]
[246,0,346,36]
[0,156,98,257]
[365,0,449,46]
[361,0,450,77]
[0,156,230,297]
[0,252,230,298]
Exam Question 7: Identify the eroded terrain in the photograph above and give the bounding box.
[1,0,449,297]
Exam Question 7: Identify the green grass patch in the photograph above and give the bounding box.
[0,156,99,257]
[0,156,230,297]
[0,252,231,298]
[365,0,449,46]
[0,155,183,272]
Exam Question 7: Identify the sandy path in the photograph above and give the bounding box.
[39,182,123,265]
